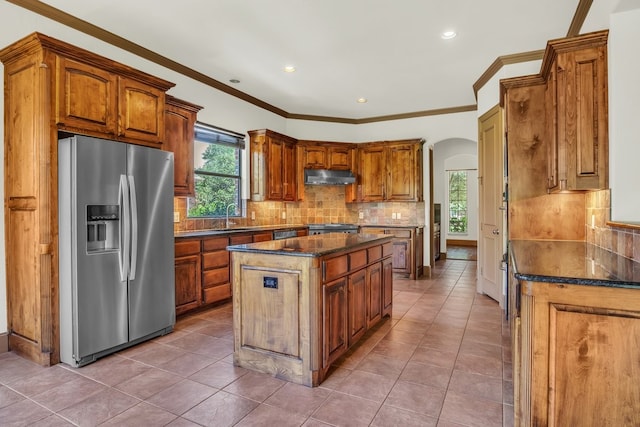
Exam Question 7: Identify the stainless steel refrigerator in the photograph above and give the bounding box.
[59,134,175,367]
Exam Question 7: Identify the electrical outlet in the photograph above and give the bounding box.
[397,212,402,219]
[358,211,364,220]
[251,211,256,220]
[282,211,286,219]
[591,214,595,229]
[391,213,397,219]
[173,211,180,223]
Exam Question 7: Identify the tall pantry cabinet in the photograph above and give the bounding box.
[0,33,175,365]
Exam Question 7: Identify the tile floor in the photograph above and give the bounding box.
[0,258,513,426]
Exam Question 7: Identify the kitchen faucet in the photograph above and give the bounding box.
[226,203,235,228]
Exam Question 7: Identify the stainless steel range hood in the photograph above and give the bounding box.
[304,169,356,185]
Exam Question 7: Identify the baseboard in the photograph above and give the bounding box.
[447,239,477,247]
[422,265,432,278]
[0,332,8,354]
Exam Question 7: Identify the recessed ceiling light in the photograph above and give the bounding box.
[357,98,368,104]
[229,78,240,84]
[441,30,457,40]
[284,65,296,73]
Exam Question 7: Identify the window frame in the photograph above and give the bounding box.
[447,169,469,234]
[188,122,245,219]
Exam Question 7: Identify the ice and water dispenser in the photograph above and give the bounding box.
[86,205,120,252]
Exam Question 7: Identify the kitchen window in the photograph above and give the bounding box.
[188,122,245,217]
[448,170,468,234]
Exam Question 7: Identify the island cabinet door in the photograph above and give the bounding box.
[322,277,348,368]
[348,269,367,346]
[366,262,383,328]
[382,257,393,317]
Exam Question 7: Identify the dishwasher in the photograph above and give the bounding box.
[273,229,298,240]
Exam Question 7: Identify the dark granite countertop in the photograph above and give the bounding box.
[510,240,640,289]
[175,224,306,239]
[227,233,394,257]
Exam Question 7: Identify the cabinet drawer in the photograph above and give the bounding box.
[349,250,367,270]
[202,250,229,269]
[202,236,228,251]
[324,255,348,282]
[175,239,200,257]
[203,267,230,288]
[203,283,232,304]
[253,232,272,242]
[382,242,393,257]
[230,234,253,245]
[367,246,382,263]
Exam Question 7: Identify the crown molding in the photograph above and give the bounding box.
[8,0,592,124]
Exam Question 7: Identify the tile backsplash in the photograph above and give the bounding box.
[586,189,640,262]
[174,185,425,233]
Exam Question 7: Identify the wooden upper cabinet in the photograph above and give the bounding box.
[282,141,297,201]
[358,145,386,201]
[50,34,174,148]
[118,77,166,145]
[357,139,423,202]
[164,96,203,197]
[249,129,297,201]
[327,145,354,170]
[301,144,328,169]
[267,136,285,200]
[299,141,354,171]
[502,77,548,202]
[387,143,419,200]
[56,56,117,135]
[542,30,608,192]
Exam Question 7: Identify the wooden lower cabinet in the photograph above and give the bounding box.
[382,256,393,317]
[361,226,423,279]
[202,236,231,304]
[175,228,306,315]
[515,280,640,426]
[366,261,383,328]
[322,277,348,367]
[174,239,202,316]
[348,269,367,345]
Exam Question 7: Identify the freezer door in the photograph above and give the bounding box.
[127,144,175,341]
[71,135,129,359]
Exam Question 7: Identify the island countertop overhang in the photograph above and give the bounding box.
[226,232,394,257]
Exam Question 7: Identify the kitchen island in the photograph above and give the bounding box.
[228,233,394,386]
[509,240,640,427]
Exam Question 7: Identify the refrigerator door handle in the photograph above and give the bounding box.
[119,174,130,282]
[128,175,138,280]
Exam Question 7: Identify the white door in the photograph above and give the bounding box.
[478,105,504,305]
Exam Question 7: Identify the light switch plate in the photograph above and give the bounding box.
[173,211,180,223]
[391,213,397,219]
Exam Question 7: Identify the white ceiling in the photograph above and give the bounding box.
[39,0,586,120]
